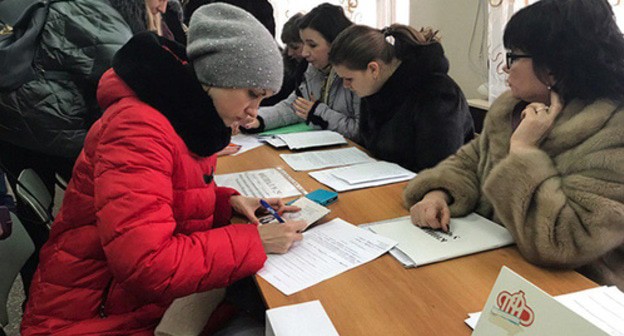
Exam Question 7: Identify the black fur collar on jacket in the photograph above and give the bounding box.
[112,32,230,157]
[365,43,451,122]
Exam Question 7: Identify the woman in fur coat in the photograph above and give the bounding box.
[404,0,624,290]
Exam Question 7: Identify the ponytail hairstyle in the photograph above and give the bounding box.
[298,3,353,44]
[329,23,439,70]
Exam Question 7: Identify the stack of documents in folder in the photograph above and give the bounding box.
[259,122,314,136]
[262,130,347,150]
[364,213,514,267]
[309,161,416,192]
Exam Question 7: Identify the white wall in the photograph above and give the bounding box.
[409,0,487,99]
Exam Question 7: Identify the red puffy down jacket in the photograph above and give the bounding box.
[21,68,267,335]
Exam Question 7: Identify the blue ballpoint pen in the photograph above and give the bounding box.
[260,199,285,223]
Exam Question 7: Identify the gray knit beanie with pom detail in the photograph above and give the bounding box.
[187,3,283,92]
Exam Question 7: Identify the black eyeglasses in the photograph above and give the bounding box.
[506,52,532,68]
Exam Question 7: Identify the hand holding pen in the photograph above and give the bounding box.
[255,198,305,254]
[260,199,285,223]
[229,196,299,225]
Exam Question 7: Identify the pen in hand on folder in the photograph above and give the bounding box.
[260,199,285,223]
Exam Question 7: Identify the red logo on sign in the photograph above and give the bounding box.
[495,290,535,326]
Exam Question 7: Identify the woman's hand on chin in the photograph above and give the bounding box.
[510,91,563,153]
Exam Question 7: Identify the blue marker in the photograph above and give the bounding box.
[260,199,285,223]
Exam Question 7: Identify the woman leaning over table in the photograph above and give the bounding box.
[243,3,361,139]
[329,24,474,172]
[21,4,305,335]
[404,0,624,290]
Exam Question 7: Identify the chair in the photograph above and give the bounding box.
[55,173,68,190]
[16,169,53,228]
[0,212,35,332]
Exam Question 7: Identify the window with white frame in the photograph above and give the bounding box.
[269,0,410,46]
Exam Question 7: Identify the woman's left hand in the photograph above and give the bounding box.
[510,90,563,153]
[229,196,300,224]
[292,97,316,119]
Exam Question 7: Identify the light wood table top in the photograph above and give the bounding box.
[216,141,597,336]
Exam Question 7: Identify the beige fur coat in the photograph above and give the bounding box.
[404,91,624,289]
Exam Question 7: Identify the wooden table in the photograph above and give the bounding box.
[217,142,597,336]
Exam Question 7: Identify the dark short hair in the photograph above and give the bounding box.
[298,3,352,44]
[504,0,624,102]
[281,13,303,45]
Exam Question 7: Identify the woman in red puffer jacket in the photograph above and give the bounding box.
[21,4,305,335]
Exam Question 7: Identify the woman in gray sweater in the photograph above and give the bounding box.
[243,3,360,139]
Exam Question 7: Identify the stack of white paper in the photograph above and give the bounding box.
[257,218,397,295]
[276,131,347,150]
[279,147,375,171]
[258,197,330,230]
[309,161,416,192]
[366,213,514,267]
[266,300,339,336]
[215,168,304,198]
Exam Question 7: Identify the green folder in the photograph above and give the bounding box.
[259,122,314,136]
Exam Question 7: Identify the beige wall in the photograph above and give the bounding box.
[409,0,487,99]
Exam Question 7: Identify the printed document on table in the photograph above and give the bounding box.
[277,130,347,150]
[215,168,303,198]
[367,213,514,267]
[265,300,339,336]
[309,163,416,192]
[230,134,264,156]
[279,147,375,171]
[258,197,330,230]
[257,218,397,296]
[330,161,413,184]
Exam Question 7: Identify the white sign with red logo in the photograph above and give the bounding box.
[473,267,609,335]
